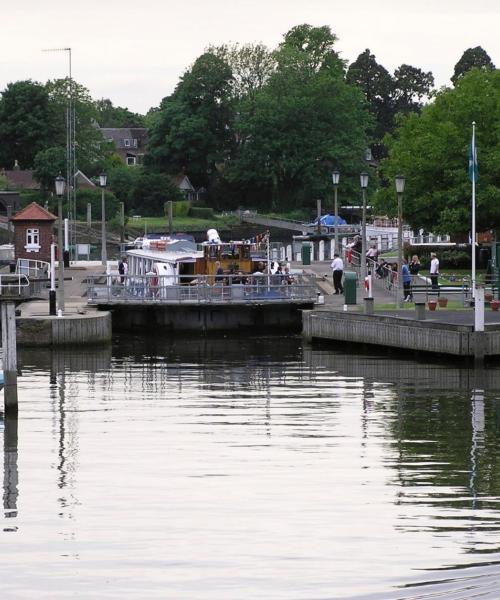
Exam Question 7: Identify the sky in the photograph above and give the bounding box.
[1,0,499,114]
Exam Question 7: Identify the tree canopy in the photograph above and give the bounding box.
[452,46,495,85]
[378,69,500,236]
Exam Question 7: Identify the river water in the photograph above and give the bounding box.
[2,335,500,599]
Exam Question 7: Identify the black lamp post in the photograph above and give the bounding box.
[332,170,340,254]
[55,174,66,314]
[100,170,107,267]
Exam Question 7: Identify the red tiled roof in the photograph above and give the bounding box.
[11,202,57,222]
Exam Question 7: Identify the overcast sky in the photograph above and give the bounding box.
[1,0,499,114]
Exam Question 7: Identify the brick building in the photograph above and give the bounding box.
[11,202,57,263]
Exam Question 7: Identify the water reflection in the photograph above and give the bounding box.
[2,414,18,524]
[1,337,500,598]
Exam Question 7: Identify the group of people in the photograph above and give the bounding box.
[331,246,441,302]
[214,260,295,286]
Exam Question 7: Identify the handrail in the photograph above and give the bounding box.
[87,273,317,305]
[0,273,30,298]
[16,258,50,278]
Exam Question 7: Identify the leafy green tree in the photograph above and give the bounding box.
[95,98,145,127]
[33,146,66,193]
[0,80,59,168]
[392,64,434,114]
[452,46,495,85]
[131,170,183,216]
[346,49,394,158]
[45,78,111,174]
[226,26,371,210]
[74,188,119,221]
[146,52,234,188]
[378,69,500,236]
[107,165,140,209]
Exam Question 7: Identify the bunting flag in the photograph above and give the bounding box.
[468,131,479,182]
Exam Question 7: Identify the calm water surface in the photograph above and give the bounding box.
[2,335,500,599]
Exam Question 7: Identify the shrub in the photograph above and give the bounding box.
[189,206,214,219]
[168,200,190,218]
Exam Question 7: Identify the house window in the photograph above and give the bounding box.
[25,228,40,252]
[127,156,137,166]
[124,139,131,147]
[133,139,138,147]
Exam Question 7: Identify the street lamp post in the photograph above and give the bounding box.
[360,172,369,293]
[395,174,405,308]
[55,174,66,314]
[332,170,340,255]
[100,170,107,267]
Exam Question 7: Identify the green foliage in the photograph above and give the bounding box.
[74,188,119,221]
[170,200,190,217]
[452,47,495,85]
[0,174,8,190]
[107,165,138,207]
[378,69,500,235]
[0,80,59,168]
[346,50,434,159]
[33,147,66,192]
[95,98,145,127]
[131,170,183,216]
[189,206,214,219]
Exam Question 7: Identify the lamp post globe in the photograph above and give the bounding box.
[100,170,107,267]
[395,174,405,308]
[332,170,340,254]
[359,172,369,291]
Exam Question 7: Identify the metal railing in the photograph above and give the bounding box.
[0,274,31,298]
[87,273,318,305]
[16,258,50,278]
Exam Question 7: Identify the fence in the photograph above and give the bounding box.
[87,273,318,305]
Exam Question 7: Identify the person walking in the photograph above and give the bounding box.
[331,253,344,294]
[429,252,440,294]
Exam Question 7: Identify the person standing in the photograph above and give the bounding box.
[331,253,344,294]
[402,258,412,302]
[430,252,439,293]
[408,255,421,301]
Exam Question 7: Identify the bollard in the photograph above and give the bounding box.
[364,297,374,315]
[415,302,426,320]
[1,302,18,414]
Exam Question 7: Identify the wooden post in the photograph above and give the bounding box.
[1,302,18,414]
[120,202,125,243]
[167,200,173,235]
[3,413,18,516]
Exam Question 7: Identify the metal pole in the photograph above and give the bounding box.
[120,202,125,243]
[334,185,339,255]
[57,193,65,313]
[49,242,56,315]
[397,192,403,308]
[472,121,477,299]
[167,200,173,236]
[361,189,367,292]
[101,187,107,266]
[316,199,322,235]
[87,202,91,260]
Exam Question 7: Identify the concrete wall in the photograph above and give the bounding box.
[302,310,474,356]
[16,311,112,346]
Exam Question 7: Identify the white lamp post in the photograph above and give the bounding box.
[360,172,369,291]
[55,174,66,313]
[395,174,405,308]
[100,170,107,267]
[332,170,340,254]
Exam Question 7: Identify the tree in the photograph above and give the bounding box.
[146,52,234,188]
[225,27,371,210]
[378,69,500,236]
[33,147,66,193]
[95,98,145,127]
[131,170,183,215]
[0,80,59,168]
[45,78,112,174]
[452,46,495,85]
[346,49,394,158]
[392,64,434,114]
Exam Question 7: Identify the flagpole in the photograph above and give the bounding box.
[472,121,476,299]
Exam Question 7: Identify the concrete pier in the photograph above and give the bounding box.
[302,308,500,360]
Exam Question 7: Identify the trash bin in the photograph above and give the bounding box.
[344,271,357,305]
[301,243,312,266]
